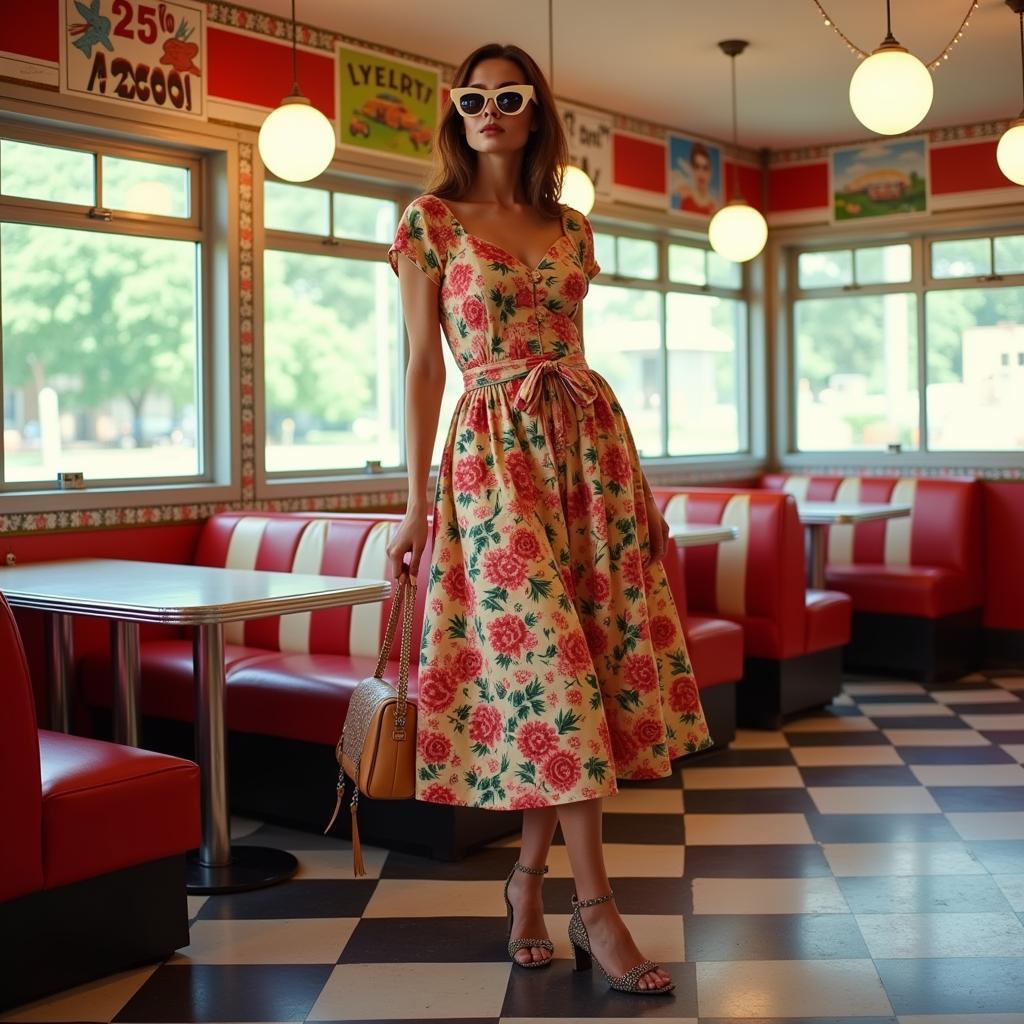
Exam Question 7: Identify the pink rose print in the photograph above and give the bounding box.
[462,296,488,332]
[583,618,608,656]
[418,665,457,714]
[633,715,664,747]
[650,615,677,650]
[510,527,542,561]
[421,783,459,804]
[504,450,539,500]
[418,730,453,763]
[588,570,611,604]
[556,630,592,675]
[487,614,538,660]
[453,454,494,496]
[469,704,504,748]
[441,563,474,609]
[599,445,632,487]
[464,394,490,433]
[561,271,586,303]
[445,261,474,295]
[567,481,592,521]
[669,675,701,715]
[542,750,583,792]
[482,547,529,590]
[623,653,659,693]
[511,791,551,809]
[622,548,645,589]
[594,396,617,432]
[516,720,559,760]
[609,727,638,769]
[452,645,484,682]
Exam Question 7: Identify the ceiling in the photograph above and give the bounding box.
[241,0,1022,149]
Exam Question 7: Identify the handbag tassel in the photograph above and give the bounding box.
[323,769,345,835]
[350,786,365,877]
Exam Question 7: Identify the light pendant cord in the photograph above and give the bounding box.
[884,0,896,44]
[729,54,737,200]
[1019,11,1024,116]
[291,0,299,92]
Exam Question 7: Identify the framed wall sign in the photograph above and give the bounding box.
[59,0,207,118]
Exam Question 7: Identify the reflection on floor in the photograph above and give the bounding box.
[5,671,1024,1023]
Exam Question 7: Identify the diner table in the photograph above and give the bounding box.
[668,522,739,547]
[1,558,390,894]
[796,501,911,589]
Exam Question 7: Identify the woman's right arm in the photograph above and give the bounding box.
[386,255,446,581]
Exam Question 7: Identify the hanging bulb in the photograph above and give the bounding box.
[997,120,1024,185]
[559,165,596,214]
[849,42,933,134]
[257,2,335,182]
[259,92,336,182]
[709,201,768,263]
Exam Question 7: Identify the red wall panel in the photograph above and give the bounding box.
[613,133,667,194]
[767,162,830,213]
[931,140,1015,195]
[207,26,336,118]
[724,161,764,211]
[0,0,58,62]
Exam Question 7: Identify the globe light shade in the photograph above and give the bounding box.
[996,119,1024,186]
[708,200,768,263]
[258,95,336,182]
[559,164,596,214]
[849,45,933,135]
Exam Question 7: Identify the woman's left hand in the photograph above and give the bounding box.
[643,485,670,564]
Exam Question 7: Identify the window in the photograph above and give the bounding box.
[263,180,439,475]
[0,130,204,488]
[789,231,1024,454]
[586,233,749,457]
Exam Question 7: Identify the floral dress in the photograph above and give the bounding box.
[387,194,712,811]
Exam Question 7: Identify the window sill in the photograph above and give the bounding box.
[0,480,240,515]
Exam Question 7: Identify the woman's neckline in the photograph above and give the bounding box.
[426,196,569,273]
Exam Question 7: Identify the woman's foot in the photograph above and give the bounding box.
[506,865,553,966]
[578,899,672,991]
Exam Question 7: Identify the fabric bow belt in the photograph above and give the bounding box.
[462,352,599,415]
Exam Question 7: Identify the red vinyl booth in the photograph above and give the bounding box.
[651,487,852,727]
[0,593,199,1012]
[79,512,523,860]
[660,536,744,746]
[761,474,984,680]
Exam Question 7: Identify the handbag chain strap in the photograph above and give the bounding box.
[371,569,417,740]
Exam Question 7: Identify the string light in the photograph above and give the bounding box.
[810,0,980,70]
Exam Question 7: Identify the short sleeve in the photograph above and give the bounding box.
[387,196,446,287]
[566,207,601,281]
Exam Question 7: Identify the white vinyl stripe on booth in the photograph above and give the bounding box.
[278,519,329,653]
[348,521,394,658]
[782,475,810,502]
[664,494,688,529]
[826,477,860,566]
[223,517,271,644]
[884,478,917,566]
[716,494,750,617]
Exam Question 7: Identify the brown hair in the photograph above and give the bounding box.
[690,142,711,169]
[424,43,569,218]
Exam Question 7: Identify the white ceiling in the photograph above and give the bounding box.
[243,0,1022,149]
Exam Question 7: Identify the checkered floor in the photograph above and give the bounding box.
[6,670,1024,1023]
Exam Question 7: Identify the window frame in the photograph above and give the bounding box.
[779,215,1024,467]
[0,118,220,497]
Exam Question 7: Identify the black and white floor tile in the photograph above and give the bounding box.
[5,670,1024,1023]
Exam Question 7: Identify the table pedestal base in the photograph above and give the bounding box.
[185,845,298,894]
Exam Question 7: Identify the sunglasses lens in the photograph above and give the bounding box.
[457,92,485,115]
[496,91,525,113]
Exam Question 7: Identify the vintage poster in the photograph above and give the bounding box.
[668,134,722,218]
[336,43,439,162]
[558,101,613,199]
[831,138,928,222]
[59,0,206,118]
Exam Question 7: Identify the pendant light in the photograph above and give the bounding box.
[549,0,595,213]
[257,0,336,182]
[849,0,933,135]
[707,40,768,264]
[997,0,1024,186]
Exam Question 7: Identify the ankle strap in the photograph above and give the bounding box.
[514,861,549,876]
[571,890,614,908]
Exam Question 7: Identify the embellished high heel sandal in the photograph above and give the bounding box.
[568,890,675,995]
[502,861,554,968]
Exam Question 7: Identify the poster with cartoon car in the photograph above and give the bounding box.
[336,43,439,162]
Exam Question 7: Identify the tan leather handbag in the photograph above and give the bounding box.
[324,568,417,875]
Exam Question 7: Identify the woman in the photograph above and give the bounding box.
[386,42,712,996]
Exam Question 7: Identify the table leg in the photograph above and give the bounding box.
[185,621,297,894]
[807,523,827,590]
[111,620,141,746]
[45,613,74,733]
